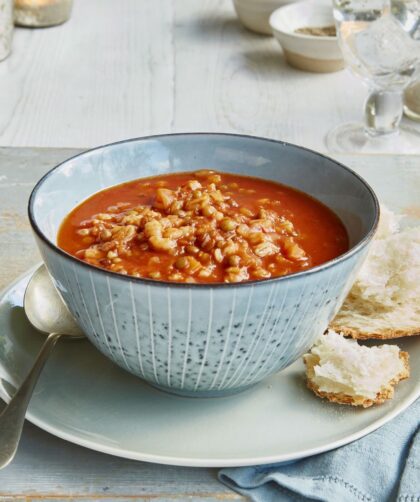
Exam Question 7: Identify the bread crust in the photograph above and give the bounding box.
[304,351,410,408]
[329,323,420,340]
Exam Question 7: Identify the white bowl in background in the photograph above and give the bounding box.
[233,0,300,35]
[270,0,345,72]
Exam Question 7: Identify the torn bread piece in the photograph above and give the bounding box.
[304,331,409,407]
[331,207,420,340]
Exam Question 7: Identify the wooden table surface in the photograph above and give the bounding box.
[4,0,419,151]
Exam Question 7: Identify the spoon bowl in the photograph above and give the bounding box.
[24,265,84,338]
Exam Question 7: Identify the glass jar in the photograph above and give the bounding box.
[0,0,13,61]
[404,81,420,122]
[14,0,73,27]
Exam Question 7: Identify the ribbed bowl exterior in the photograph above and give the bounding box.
[29,133,378,397]
[37,235,366,396]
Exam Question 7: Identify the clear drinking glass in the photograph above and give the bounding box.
[327,0,420,153]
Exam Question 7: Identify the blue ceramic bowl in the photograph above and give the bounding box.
[28,133,379,397]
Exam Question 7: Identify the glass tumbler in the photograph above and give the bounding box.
[327,0,420,153]
[14,0,73,27]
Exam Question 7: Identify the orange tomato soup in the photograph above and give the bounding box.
[57,170,348,283]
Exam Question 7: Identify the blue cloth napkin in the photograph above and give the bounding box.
[219,398,419,502]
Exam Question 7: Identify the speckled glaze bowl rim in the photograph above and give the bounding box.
[28,132,380,289]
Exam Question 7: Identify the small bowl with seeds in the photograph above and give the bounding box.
[270,0,345,73]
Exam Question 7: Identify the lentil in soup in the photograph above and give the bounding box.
[57,170,349,283]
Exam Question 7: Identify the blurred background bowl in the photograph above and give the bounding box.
[233,0,300,35]
[270,0,345,72]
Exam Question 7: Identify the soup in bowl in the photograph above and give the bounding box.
[28,133,379,397]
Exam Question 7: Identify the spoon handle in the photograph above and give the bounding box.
[0,332,61,469]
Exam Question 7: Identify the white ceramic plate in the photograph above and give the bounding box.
[0,268,419,467]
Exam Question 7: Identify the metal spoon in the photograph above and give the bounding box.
[0,265,84,469]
